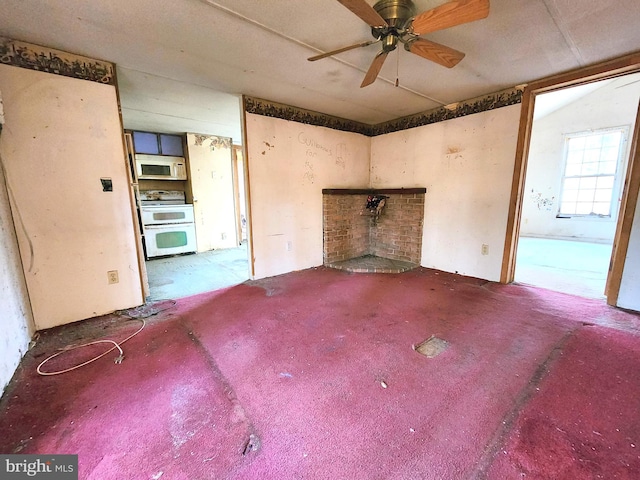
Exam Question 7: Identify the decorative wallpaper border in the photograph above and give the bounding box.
[0,37,115,85]
[191,133,233,150]
[371,87,524,136]
[244,87,524,137]
[243,96,371,136]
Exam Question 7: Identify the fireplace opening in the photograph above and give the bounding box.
[322,188,425,273]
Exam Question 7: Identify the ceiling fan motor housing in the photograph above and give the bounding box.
[371,0,418,49]
[373,0,417,29]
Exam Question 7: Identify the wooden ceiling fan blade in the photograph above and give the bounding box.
[337,0,388,27]
[308,40,379,61]
[361,50,389,88]
[407,38,465,68]
[412,0,490,36]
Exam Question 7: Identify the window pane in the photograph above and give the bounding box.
[580,177,597,189]
[597,176,615,189]
[583,149,600,164]
[594,188,613,202]
[602,132,621,147]
[564,178,580,190]
[602,147,619,163]
[569,136,586,150]
[565,164,582,176]
[581,162,599,175]
[592,202,610,215]
[578,189,595,202]
[576,203,593,214]
[566,150,583,165]
[562,189,579,202]
[585,136,602,149]
[599,161,617,175]
[560,202,576,214]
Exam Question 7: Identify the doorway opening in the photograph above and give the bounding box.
[144,141,250,301]
[515,75,640,298]
[502,53,640,308]
[124,132,250,302]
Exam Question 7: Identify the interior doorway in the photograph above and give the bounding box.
[124,132,251,302]
[502,53,640,309]
[514,75,640,298]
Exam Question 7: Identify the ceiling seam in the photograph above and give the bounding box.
[541,0,585,67]
[198,0,447,106]
[616,79,640,89]
[121,106,232,125]
[117,66,240,97]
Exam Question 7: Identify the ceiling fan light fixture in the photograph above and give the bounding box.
[382,34,398,52]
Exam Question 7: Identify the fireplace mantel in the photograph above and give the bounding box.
[322,188,427,195]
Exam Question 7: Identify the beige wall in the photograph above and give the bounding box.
[245,114,371,279]
[186,134,237,251]
[0,64,143,330]
[245,106,520,282]
[371,105,522,282]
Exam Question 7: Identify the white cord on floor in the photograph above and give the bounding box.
[36,319,146,376]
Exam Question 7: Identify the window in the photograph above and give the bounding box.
[558,127,627,217]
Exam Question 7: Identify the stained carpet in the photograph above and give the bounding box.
[1,267,639,479]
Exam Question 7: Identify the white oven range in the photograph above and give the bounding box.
[139,190,197,259]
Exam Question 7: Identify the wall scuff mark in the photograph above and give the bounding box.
[530,189,556,211]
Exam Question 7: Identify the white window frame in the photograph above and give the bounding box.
[557,126,629,218]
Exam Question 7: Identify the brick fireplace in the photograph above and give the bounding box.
[322,188,425,273]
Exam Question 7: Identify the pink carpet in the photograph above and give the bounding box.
[1,267,639,479]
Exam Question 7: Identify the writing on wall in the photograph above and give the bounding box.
[298,132,349,169]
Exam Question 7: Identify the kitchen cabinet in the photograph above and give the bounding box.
[132,130,184,157]
[160,134,184,156]
[128,130,188,194]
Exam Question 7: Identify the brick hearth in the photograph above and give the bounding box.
[322,188,425,273]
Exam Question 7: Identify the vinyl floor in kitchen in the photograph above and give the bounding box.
[145,243,249,301]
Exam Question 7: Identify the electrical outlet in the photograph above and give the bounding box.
[107,270,119,284]
[221,232,227,240]
[286,241,293,251]
[481,244,489,256]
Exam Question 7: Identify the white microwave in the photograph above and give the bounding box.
[135,154,187,181]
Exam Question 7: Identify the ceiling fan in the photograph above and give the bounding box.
[308,0,490,87]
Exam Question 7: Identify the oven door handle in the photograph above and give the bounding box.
[143,222,195,228]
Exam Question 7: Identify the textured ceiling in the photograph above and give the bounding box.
[1,0,639,143]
